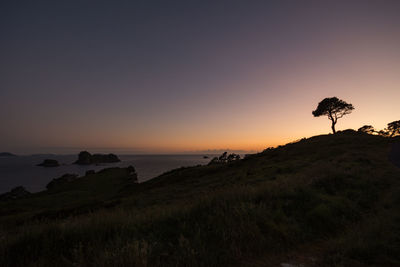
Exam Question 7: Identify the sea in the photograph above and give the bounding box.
[0,154,214,194]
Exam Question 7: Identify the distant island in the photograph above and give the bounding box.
[37,159,60,167]
[0,152,16,157]
[74,151,121,165]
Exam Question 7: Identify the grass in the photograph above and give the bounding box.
[0,130,399,266]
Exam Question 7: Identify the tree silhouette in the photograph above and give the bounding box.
[387,120,400,137]
[312,97,354,134]
[219,152,228,162]
[378,130,389,137]
[208,152,241,165]
[358,125,375,134]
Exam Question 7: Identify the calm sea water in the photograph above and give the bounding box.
[0,154,213,194]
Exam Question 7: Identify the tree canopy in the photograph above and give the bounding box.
[358,125,375,134]
[312,97,354,134]
[387,120,400,137]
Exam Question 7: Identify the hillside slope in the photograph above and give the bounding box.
[1,131,400,266]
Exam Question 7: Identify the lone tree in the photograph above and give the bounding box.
[312,97,354,134]
[387,120,400,137]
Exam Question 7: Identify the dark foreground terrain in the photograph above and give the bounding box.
[1,131,399,266]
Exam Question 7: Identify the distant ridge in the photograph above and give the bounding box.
[0,152,16,157]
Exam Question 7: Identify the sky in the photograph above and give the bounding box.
[1,0,399,154]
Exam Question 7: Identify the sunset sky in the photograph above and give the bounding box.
[1,0,399,154]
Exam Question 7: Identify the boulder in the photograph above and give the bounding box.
[46,173,79,190]
[37,159,60,167]
[0,186,31,201]
[127,165,138,183]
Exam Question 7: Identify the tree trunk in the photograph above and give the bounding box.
[331,120,336,134]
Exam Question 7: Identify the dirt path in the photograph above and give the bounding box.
[390,142,400,168]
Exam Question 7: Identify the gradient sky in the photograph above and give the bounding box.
[1,0,400,154]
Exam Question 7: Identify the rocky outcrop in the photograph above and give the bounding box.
[37,159,60,167]
[74,151,121,165]
[0,186,31,200]
[74,151,91,164]
[127,165,138,183]
[46,173,79,190]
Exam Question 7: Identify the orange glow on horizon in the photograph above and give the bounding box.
[2,1,399,154]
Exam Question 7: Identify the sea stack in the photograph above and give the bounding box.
[37,159,60,167]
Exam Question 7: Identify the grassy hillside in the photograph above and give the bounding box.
[1,131,400,266]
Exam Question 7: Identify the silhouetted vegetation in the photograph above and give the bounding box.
[312,97,354,134]
[377,129,389,137]
[358,125,375,134]
[0,186,31,201]
[355,121,400,137]
[387,120,400,137]
[208,151,241,165]
[46,173,79,190]
[360,121,400,137]
[1,132,399,266]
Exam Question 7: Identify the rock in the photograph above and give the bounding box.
[203,155,209,159]
[37,159,60,167]
[0,186,31,200]
[127,165,138,183]
[74,151,121,165]
[85,170,96,176]
[75,151,92,164]
[46,173,79,190]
